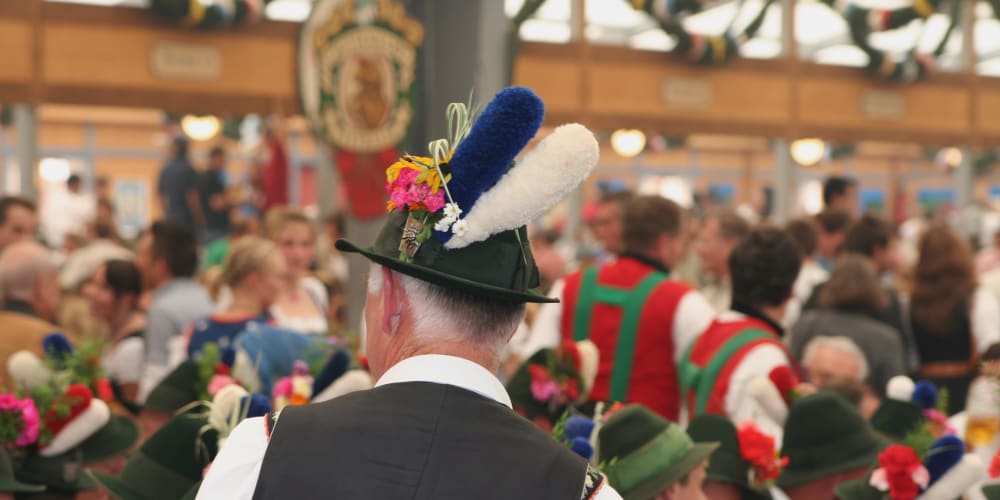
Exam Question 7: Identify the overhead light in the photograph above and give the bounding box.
[611,129,646,158]
[790,138,826,166]
[265,0,312,22]
[181,115,221,141]
[938,147,963,169]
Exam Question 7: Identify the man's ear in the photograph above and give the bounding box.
[380,267,404,335]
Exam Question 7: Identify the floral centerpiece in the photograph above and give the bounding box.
[736,420,789,488]
[507,340,588,430]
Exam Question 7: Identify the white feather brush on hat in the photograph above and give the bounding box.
[40,399,111,457]
[576,340,599,402]
[7,350,52,390]
[918,454,985,500]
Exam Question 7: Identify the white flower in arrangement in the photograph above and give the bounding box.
[451,219,468,237]
[434,217,455,232]
[443,203,462,220]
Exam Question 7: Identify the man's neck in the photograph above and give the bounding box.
[621,252,670,274]
[378,337,499,381]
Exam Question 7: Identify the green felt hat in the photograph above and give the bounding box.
[598,405,719,500]
[0,448,44,493]
[982,483,1000,500]
[142,361,200,414]
[686,415,772,500]
[869,398,925,442]
[777,391,884,488]
[833,471,883,500]
[507,347,584,421]
[16,448,96,493]
[80,415,141,464]
[89,414,218,500]
[180,480,201,500]
[336,212,552,303]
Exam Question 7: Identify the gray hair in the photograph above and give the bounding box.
[0,241,58,302]
[802,335,870,381]
[367,264,526,356]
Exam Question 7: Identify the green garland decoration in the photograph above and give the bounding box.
[149,0,275,30]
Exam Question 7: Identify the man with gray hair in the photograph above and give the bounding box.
[801,336,870,388]
[0,241,63,387]
[199,88,618,499]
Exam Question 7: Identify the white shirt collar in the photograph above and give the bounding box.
[375,354,512,409]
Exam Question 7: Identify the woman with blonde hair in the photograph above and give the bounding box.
[788,254,905,394]
[911,225,1000,414]
[264,207,329,335]
[184,236,285,359]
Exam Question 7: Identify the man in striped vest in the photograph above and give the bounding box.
[559,195,715,421]
[679,226,803,438]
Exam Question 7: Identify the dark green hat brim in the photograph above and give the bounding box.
[621,442,719,500]
[777,441,882,488]
[335,211,555,303]
[81,415,140,464]
[869,399,925,442]
[89,470,145,500]
[0,476,45,493]
[983,483,1000,500]
[16,451,97,492]
[181,481,201,500]
[143,361,200,414]
[834,475,884,500]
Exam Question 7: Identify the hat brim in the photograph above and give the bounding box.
[0,476,45,493]
[982,483,1000,500]
[81,415,141,464]
[621,442,719,500]
[89,470,146,500]
[336,238,557,303]
[834,477,883,500]
[181,480,201,500]
[704,472,772,500]
[777,439,883,489]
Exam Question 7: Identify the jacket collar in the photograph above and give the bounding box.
[620,253,670,275]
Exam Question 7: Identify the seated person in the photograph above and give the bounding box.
[182,237,283,360]
[801,336,869,389]
[776,392,883,500]
[688,414,784,500]
[597,405,718,500]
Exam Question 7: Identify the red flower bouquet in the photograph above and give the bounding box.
[737,421,788,487]
[869,445,929,500]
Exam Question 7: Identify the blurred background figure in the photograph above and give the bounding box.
[588,190,632,262]
[323,212,348,284]
[812,209,851,272]
[136,220,214,402]
[695,208,750,312]
[0,241,62,387]
[912,225,1000,415]
[157,136,203,235]
[782,218,829,328]
[0,196,37,253]
[197,145,233,246]
[185,236,282,360]
[264,207,327,335]
[788,254,904,395]
[822,176,858,215]
[85,259,146,411]
[801,335,869,390]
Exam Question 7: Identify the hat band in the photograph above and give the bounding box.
[606,425,694,492]
[118,453,197,500]
[784,429,878,472]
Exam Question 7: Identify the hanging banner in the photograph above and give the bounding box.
[299,0,423,219]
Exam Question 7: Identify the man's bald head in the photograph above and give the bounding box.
[0,241,59,320]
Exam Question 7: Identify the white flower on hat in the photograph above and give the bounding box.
[434,216,455,232]
[443,203,462,220]
[452,219,468,237]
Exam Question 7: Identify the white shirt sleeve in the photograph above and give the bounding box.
[724,344,790,446]
[972,286,1000,354]
[672,290,716,362]
[591,476,624,500]
[109,337,145,384]
[197,417,268,500]
[519,279,566,359]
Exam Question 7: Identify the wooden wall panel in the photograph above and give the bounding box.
[977,90,1000,136]
[42,24,294,97]
[587,63,789,124]
[797,79,969,134]
[0,19,32,83]
[513,58,582,115]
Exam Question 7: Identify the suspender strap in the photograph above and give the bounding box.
[573,267,600,342]
[608,272,667,403]
[682,329,773,415]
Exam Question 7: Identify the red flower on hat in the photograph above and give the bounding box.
[989,448,1000,478]
[737,421,788,487]
[556,340,581,371]
[94,378,114,403]
[767,366,799,404]
[869,445,929,500]
[44,384,94,438]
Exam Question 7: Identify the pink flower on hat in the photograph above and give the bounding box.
[0,393,40,448]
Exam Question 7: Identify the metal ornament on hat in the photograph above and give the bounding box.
[396,99,476,261]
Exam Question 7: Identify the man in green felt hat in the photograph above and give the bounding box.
[15,448,98,499]
[686,414,778,500]
[89,414,218,500]
[776,391,884,500]
[598,405,719,500]
[199,87,620,499]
